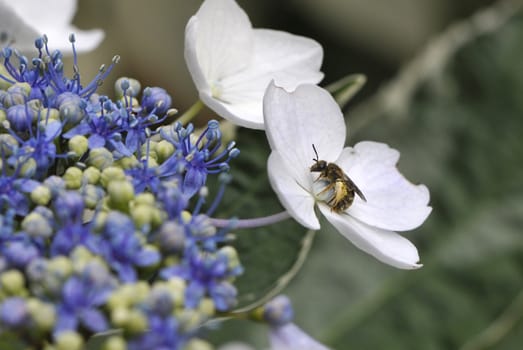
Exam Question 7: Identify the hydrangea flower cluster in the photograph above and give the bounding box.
[0,36,242,349]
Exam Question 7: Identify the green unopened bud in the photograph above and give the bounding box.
[142,156,158,168]
[141,141,158,158]
[30,185,52,206]
[110,307,128,327]
[83,166,101,184]
[133,281,151,304]
[70,246,97,272]
[181,211,192,224]
[119,96,140,108]
[134,193,155,206]
[126,309,148,334]
[55,331,84,350]
[0,65,14,90]
[107,288,131,310]
[112,308,148,334]
[219,246,241,272]
[0,134,18,155]
[68,135,89,157]
[107,180,134,212]
[178,309,202,331]
[0,109,6,124]
[14,82,31,96]
[48,256,73,278]
[101,336,127,350]
[22,212,52,238]
[164,278,186,307]
[156,140,175,162]
[83,184,103,209]
[198,297,216,317]
[88,147,114,170]
[131,204,156,228]
[27,299,56,331]
[93,211,108,232]
[42,108,60,122]
[100,166,126,188]
[19,158,37,177]
[1,270,26,295]
[4,83,30,106]
[114,155,139,169]
[63,166,83,189]
[184,339,213,350]
[59,98,85,126]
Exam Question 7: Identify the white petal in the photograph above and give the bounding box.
[3,0,75,31]
[198,91,261,129]
[184,0,252,87]
[208,29,323,128]
[45,27,105,53]
[0,0,103,54]
[263,83,345,189]
[184,17,212,95]
[252,29,323,89]
[319,204,422,269]
[337,141,432,231]
[268,152,320,230]
[270,323,331,350]
[0,1,40,51]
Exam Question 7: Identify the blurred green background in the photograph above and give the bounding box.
[73,1,523,349]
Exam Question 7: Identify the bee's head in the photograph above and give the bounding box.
[310,144,327,172]
[310,159,327,172]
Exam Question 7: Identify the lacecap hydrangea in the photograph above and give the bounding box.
[0,35,243,349]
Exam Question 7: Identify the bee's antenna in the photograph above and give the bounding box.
[312,144,319,161]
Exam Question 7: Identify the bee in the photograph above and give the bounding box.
[310,144,366,213]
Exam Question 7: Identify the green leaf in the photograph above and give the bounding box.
[208,129,313,310]
[0,333,26,350]
[325,73,367,109]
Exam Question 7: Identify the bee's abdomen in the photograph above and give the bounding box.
[328,180,354,212]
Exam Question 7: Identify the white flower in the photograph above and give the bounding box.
[184,0,323,129]
[0,0,104,54]
[263,82,432,269]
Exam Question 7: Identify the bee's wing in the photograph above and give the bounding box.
[343,174,367,202]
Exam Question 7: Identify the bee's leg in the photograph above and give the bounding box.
[312,173,324,183]
[316,182,335,197]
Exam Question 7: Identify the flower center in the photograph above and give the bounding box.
[210,81,224,99]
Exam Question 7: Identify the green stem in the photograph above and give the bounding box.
[459,288,523,350]
[175,100,204,125]
[210,211,292,229]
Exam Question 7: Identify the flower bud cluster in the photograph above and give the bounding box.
[0,38,242,349]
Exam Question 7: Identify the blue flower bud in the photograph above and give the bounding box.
[1,83,30,107]
[156,221,186,253]
[56,92,86,126]
[43,175,66,197]
[263,295,294,327]
[0,298,29,328]
[142,87,172,115]
[7,104,33,131]
[54,191,84,222]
